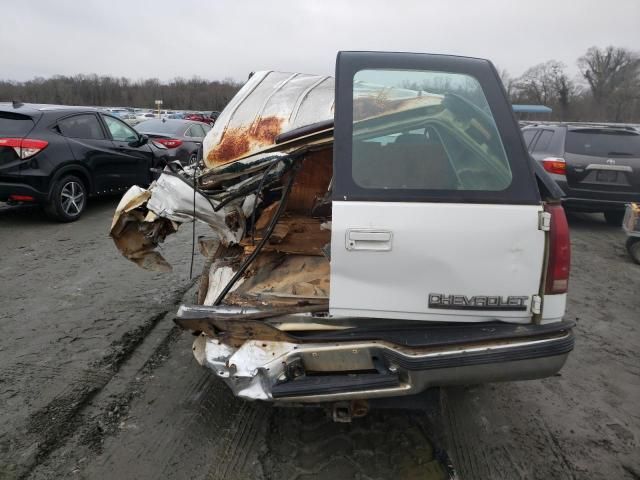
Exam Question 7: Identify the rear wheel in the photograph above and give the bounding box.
[44,175,87,222]
[626,237,640,265]
[604,210,624,226]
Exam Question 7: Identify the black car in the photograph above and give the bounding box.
[522,123,640,225]
[0,102,167,221]
[134,118,211,165]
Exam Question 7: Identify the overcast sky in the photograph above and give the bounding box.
[2,0,639,83]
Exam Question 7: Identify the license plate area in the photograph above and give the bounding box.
[596,170,618,183]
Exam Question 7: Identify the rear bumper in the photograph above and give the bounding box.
[187,314,574,402]
[562,196,632,212]
[0,179,48,202]
[555,179,640,212]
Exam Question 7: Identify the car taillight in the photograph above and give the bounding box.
[544,204,570,294]
[155,138,183,148]
[542,157,566,175]
[0,138,49,159]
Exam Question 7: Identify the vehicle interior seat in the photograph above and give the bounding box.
[352,137,458,190]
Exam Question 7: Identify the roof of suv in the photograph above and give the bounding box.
[0,102,99,116]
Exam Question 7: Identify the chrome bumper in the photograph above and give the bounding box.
[191,327,574,402]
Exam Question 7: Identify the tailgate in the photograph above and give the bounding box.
[331,202,544,322]
[330,52,546,324]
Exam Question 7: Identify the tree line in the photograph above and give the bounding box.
[0,75,242,111]
[1,45,639,122]
[500,45,640,123]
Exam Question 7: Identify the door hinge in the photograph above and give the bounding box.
[538,211,551,231]
[531,295,542,314]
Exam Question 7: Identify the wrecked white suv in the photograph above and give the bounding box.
[111,52,573,411]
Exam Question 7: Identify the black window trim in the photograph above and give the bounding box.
[333,51,541,205]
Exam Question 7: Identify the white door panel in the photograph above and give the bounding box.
[330,201,545,323]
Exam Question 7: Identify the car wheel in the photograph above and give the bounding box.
[604,210,624,226]
[189,152,198,165]
[626,237,640,265]
[44,175,87,222]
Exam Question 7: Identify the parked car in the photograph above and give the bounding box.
[134,118,211,165]
[184,112,215,125]
[135,111,155,122]
[0,103,168,221]
[522,123,640,225]
[112,52,573,414]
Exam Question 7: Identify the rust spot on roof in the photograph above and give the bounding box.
[207,116,285,167]
[207,126,251,166]
[252,116,284,143]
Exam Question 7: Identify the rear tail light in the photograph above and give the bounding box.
[0,138,49,159]
[155,138,183,148]
[544,204,571,294]
[8,194,35,202]
[542,157,566,175]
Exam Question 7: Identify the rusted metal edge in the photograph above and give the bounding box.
[174,303,329,346]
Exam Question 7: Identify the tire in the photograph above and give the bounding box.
[188,152,198,165]
[44,175,87,222]
[604,210,624,226]
[626,237,640,265]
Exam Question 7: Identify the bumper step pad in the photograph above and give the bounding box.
[272,373,400,398]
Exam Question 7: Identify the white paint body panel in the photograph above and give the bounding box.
[540,293,567,324]
[330,201,546,323]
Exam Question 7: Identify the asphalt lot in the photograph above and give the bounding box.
[0,199,639,479]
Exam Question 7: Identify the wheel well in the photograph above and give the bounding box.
[50,166,92,197]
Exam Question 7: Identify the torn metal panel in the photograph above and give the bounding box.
[146,174,245,246]
[110,172,246,271]
[203,71,335,168]
[110,185,151,232]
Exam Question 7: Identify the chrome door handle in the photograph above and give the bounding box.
[345,229,393,251]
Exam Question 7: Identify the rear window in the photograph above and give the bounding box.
[351,69,512,191]
[565,129,640,157]
[135,119,185,135]
[522,129,537,149]
[532,130,554,152]
[0,112,35,136]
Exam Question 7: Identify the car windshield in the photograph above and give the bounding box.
[565,129,640,157]
[135,119,186,135]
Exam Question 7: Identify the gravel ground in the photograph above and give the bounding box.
[0,200,638,480]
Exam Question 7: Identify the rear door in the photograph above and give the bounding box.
[563,128,640,195]
[57,113,115,193]
[330,52,545,323]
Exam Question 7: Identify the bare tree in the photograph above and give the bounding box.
[0,75,242,111]
[497,68,515,98]
[515,61,574,107]
[578,46,640,120]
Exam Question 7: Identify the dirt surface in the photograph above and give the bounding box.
[1,202,639,480]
